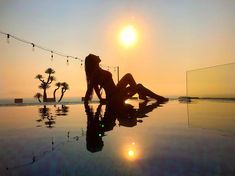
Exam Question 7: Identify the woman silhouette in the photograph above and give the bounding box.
[84,54,168,104]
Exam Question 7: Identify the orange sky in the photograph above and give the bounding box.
[0,0,235,99]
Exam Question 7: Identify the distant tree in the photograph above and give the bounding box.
[53,82,61,102]
[58,82,69,102]
[34,93,42,103]
[35,68,56,102]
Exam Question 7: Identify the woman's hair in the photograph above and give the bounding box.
[85,54,101,99]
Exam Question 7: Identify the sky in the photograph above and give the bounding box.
[0,0,235,99]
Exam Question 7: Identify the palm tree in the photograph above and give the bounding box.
[35,68,56,102]
[35,74,44,82]
[53,82,61,101]
[58,82,69,102]
[39,83,50,102]
[48,76,56,84]
[34,93,42,103]
[45,68,55,74]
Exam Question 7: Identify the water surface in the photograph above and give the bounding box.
[0,100,234,176]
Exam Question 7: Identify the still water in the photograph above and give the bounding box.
[0,100,234,176]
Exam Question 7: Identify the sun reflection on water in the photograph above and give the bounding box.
[128,150,135,157]
[123,141,139,161]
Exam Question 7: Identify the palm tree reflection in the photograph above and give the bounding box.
[37,105,69,128]
[84,100,163,152]
[56,105,69,116]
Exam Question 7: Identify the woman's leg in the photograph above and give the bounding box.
[126,83,166,100]
[136,84,167,100]
[117,73,167,101]
[116,73,136,89]
[117,73,146,99]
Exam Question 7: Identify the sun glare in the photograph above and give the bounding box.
[119,25,137,48]
[128,150,135,157]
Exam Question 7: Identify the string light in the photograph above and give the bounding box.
[31,43,35,51]
[66,57,69,66]
[0,31,118,70]
[51,51,54,61]
[7,34,10,44]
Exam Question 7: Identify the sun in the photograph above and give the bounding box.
[119,25,137,48]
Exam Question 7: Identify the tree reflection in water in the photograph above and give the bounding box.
[36,105,69,128]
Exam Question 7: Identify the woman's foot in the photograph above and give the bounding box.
[157,97,169,103]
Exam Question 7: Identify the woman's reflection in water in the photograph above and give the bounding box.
[84,100,162,152]
[85,103,105,152]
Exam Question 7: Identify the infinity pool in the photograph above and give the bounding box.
[0,100,234,176]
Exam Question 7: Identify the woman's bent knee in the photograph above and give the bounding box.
[124,73,132,79]
[136,83,143,90]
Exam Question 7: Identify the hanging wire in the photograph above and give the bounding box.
[0,31,118,70]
